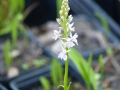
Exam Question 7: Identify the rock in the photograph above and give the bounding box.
[45,21,59,30]
[38,21,59,45]
[51,40,62,54]
[31,27,41,36]
[10,50,20,58]
[38,31,54,45]
[7,67,19,78]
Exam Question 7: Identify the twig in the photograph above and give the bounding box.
[23,1,39,20]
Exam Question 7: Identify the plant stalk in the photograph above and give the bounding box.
[64,53,69,90]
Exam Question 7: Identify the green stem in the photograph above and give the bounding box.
[64,53,68,90]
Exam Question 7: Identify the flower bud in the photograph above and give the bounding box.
[61,16,64,21]
[59,10,63,15]
[56,18,61,24]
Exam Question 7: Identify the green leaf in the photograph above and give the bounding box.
[11,13,23,48]
[98,55,104,68]
[9,0,19,13]
[68,48,98,90]
[40,77,51,90]
[94,12,110,37]
[51,58,63,86]
[19,0,25,12]
[32,59,42,67]
[0,25,11,35]
[67,82,72,90]
[88,53,93,67]
[4,40,12,69]
[106,48,113,55]
[89,69,98,90]
[68,48,89,84]
[21,63,30,70]
[57,85,64,89]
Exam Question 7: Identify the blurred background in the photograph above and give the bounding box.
[0,0,120,90]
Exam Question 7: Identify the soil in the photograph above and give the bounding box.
[91,47,120,90]
[0,37,50,78]
[102,49,120,90]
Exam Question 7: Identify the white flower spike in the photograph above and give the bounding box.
[52,0,78,60]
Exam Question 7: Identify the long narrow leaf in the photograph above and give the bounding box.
[40,77,51,90]
[4,40,12,69]
[51,58,63,86]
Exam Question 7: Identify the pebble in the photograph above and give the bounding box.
[7,67,19,78]
[10,50,20,58]
[38,31,54,45]
[51,40,62,54]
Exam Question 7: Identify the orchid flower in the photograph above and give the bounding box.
[52,0,78,89]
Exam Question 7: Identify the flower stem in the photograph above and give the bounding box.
[64,52,68,90]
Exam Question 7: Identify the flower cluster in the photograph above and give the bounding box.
[52,0,78,61]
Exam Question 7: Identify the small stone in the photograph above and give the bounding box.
[38,31,54,45]
[46,21,59,30]
[31,27,42,36]
[10,50,20,58]
[51,40,62,54]
[7,67,19,78]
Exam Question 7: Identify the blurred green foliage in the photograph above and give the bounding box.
[94,12,110,38]
[21,59,49,70]
[4,40,12,70]
[98,54,104,87]
[69,48,98,90]
[40,77,51,90]
[51,58,63,86]
[0,0,25,48]
[40,59,63,90]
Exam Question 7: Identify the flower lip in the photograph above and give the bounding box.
[58,48,70,60]
[52,30,61,40]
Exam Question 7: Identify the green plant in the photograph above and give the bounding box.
[40,59,63,90]
[98,55,104,86]
[69,48,98,90]
[51,58,63,86]
[21,59,48,70]
[32,59,47,67]
[53,0,78,89]
[106,47,113,55]
[21,63,30,70]
[94,12,110,38]
[0,0,25,48]
[4,40,12,70]
[40,77,51,90]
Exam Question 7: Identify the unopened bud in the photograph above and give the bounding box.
[56,18,61,24]
[61,16,64,21]
[59,10,63,15]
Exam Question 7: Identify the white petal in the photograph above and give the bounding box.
[71,27,75,31]
[56,18,61,24]
[73,33,78,39]
[64,42,75,48]
[54,30,59,34]
[70,32,72,38]
[69,22,74,28]
[52,35,58,40]
[63,55,67,61]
